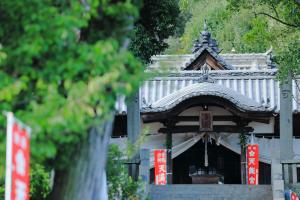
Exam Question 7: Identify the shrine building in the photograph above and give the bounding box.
[111,22,300,199]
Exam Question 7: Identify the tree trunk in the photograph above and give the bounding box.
[48,119,113,200]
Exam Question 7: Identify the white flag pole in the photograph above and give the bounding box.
[5,112,14,200]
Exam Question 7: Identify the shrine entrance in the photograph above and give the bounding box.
[173,139,241,184]
[172,139,271,184]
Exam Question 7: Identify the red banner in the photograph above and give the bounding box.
[5,112,30,200]
[290,190,299,200]
[247,144,259,185]
[154,149,167,185]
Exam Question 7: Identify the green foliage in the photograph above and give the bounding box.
[276,38,300,80]
[0,0,145,186]
[241,18,272,52]
[166,0,300,83]
[0,45,6,64]
[239,133,247,148]
[0,184,4,200]
[30,164,51,200]
[129,0,187,62]
[166,0,274,54]
[169,0,300,54]
[0,0,182,197]
[107,144,144,200]
[226,0,300,80]
[227,0,300,28]
[0,164,51,200]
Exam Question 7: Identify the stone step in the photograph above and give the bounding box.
[149,184,272,200]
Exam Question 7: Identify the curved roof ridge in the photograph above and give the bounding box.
[143,82,270,113]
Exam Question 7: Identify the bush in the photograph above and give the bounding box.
[0,163,51,200]
[30,164,51,200]
[107,144,144,200]
[0,183,4,200]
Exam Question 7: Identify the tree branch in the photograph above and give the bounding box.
[256,12,300,28]
[295,0,300,6]
[270,3,279,19]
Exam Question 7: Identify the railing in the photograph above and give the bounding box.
[282,160,300,192]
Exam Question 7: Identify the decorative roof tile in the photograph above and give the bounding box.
[184,20,233,70]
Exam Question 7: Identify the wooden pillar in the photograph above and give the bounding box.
[165,121,174,184]
[127,91,141,180]
[280,73,294,161]
[240,132,247,184]
[237,119,249,185]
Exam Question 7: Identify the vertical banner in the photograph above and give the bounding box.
[5,112,31,200]
[247,144,259,185]
[290,190,299,200]
[285,190,300,200]
[154,149,167,185]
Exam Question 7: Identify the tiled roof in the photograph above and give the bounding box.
[116,23,279,114]
[115,69,300,114]
[148,51,274,71]
[142,82,269,113]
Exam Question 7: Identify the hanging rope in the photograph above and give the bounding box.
[204,133,208,167]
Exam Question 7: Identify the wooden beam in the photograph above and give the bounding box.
[143,115,269,124]
[158,125,254,133]
[173,116,269,124]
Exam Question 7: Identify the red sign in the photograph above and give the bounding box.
[247,144,259,185]
[5,112,30,200]
[154,149,167,185]
[290,190,299,200]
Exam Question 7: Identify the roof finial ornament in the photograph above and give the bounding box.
[266,45,276,69]
[204,19,208,32]
[192,20,221,54]
[201,19,210,44]
[189,21,233,70]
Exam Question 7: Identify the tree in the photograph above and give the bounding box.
[129,0,186,62]
[0,0,144,199]
[276,39,300,81]
[227,0,300,28]
[226,0,300,79]
[166,0,300,81]
[166,0,274,54]
[0,0,185,198]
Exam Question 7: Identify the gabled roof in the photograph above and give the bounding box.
[184,48,234,70]
[148,52,274,71]
[183,21,233,70]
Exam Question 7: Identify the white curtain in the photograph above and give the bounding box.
[110,134,300,167]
